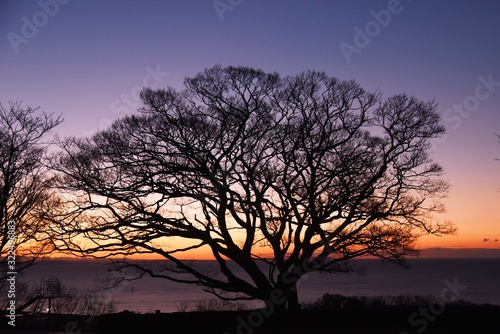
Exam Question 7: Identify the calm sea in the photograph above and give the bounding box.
[16,258,500,313]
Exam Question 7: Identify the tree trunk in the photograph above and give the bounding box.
[274,278,300,313]
[285,287,300,313]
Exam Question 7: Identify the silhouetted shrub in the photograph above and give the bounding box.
[306,293,479,311]
[176,298,248,312]
[307,293,366,310]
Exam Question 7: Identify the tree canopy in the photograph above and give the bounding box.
[50,65,454,311]
[0,102,62,278]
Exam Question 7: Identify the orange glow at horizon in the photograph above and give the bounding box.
[45,192,500,261]
[47,233,500,261]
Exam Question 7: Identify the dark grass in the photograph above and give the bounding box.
[2,298,500,334]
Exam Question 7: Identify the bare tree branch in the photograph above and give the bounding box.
[0,102,63,278]
[49,65,454,311]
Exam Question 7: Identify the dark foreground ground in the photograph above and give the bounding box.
[2,304,500,334]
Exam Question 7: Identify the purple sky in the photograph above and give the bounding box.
[1,0,500,250]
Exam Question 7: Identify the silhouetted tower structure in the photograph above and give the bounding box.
[40,276,61,329]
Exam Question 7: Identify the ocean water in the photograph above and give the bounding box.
[16,258,500,313]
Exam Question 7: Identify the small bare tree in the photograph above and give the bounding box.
[52,286,116,315]
[0,102,62,278]
[50,66,454,311]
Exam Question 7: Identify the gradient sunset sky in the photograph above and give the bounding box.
[1,0,499,255]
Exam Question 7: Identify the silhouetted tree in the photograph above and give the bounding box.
[0,102,62,278]
[50,66,454,312]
